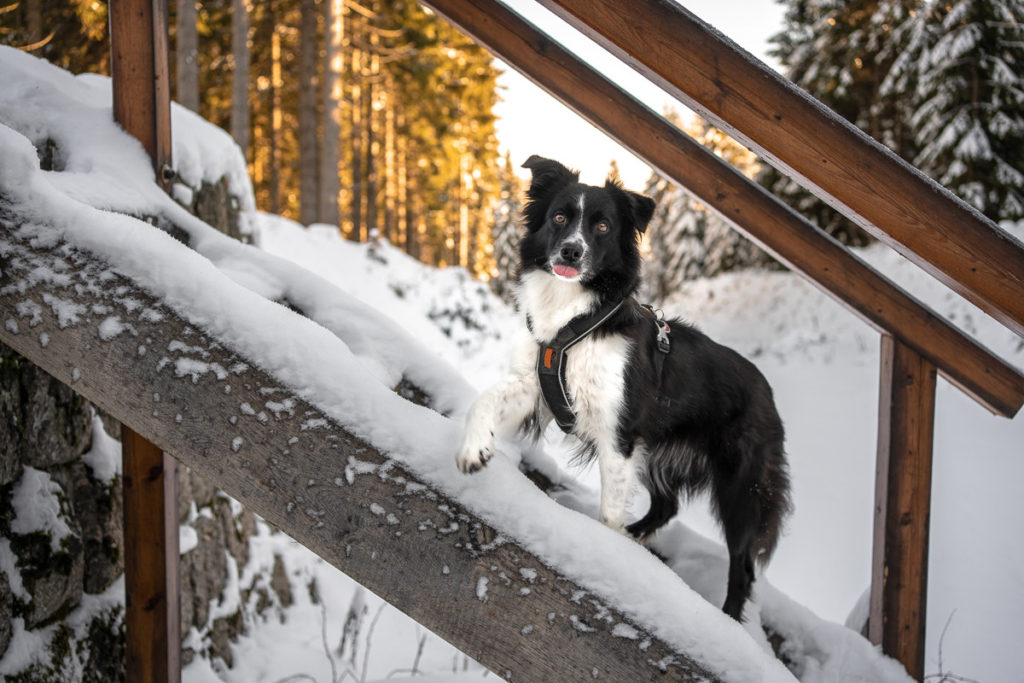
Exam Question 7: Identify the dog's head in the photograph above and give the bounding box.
[519,155,655,294]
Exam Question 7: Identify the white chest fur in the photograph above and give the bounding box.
[517,270,598,343]
[517,271,631,440]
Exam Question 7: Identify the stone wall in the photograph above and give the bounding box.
[0,181,283,679]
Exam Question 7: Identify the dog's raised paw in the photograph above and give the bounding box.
[455,427,495,474]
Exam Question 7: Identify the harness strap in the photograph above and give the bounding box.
[536,298,627,433]
[642,305,673,407]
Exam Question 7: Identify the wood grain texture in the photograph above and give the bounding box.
[870,335,937,681]
[0,217,718,681]
[109,0,173,192]
[122,430,181,683]
[109,2,179,680]
[420,0,1024,418]
[534,0,1024,339]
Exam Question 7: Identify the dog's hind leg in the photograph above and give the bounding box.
[626,489,678,542]
[719,496,759,621]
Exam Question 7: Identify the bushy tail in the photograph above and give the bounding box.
[754,442,792,566]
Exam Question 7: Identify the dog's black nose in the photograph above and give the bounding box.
[560,243,583,263]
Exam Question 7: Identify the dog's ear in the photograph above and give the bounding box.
[606,177,656,234]
[627,191,656,234]
[521,155,579,200]
[521,156,579,232]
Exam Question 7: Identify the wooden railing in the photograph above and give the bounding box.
[418,0,1024,679]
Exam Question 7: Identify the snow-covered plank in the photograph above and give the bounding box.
[532,0,1024,340]
[0,215,723,681]
[420,0,1024,418]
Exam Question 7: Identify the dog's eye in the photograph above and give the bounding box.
[553,212,567,224]
[596,221,610,233]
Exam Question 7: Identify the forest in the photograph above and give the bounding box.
[0,0,515,280]
[1,0,1022,294]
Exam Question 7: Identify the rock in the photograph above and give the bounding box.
[9,347,93,470]
[64,463,123,594]
[0,570,12,659]
[0,344,25,487]
[270,553,293,608]
[178,511,228,640]
[17,533,84,628]
[193,179,242,242]
[81,605,125,683]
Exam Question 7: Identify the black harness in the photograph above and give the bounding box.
[533,299,672,434]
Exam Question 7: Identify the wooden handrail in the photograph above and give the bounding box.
[420,0,1024,418]
[0,212,720,683]
[535,0,1024,340]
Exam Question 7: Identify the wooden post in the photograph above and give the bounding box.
[110,0,173,192]
[121,428,181,682]
[109,1,180,681]
[870,334,937,680]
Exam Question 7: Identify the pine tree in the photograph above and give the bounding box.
[176,0,200,111]
[640,172,706,303]
[488,152,524,304]
[904,0,1024,221]
[642,115,779,303]
[762,0,923,244]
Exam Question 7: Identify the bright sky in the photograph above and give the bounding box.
[492,0,786,189]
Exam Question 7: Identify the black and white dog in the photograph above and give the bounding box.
[456,156,791,620]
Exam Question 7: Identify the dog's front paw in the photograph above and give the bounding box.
[455,425,495,474]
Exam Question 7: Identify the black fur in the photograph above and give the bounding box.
[519,156,792,621]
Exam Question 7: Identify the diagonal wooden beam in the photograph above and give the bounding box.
[0,214,720,682]
[418,0,1024,418]
[532,0,1024,339]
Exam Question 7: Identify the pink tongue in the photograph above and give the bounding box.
[553,264,579,277]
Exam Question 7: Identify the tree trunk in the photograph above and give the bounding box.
[363,63,377,238]
[349,15,363,240]
[396,103,408,250]
[299,0,319,226]
[25,0,42,44]
[319,0,344,229]
[269,27,282,215]
[230,0,251,157]
[176,0,199,112]
[383,79,397,242]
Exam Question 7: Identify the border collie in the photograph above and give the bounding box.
[456,156,791,620]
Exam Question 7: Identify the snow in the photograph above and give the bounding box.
[0,618,56,677]
[10,466,74,552]
[81,413,123,484]
[2,44,1022,683]
[0,538,28,600]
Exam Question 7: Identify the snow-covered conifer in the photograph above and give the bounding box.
[488,152,524,304]
[903,0,1024,220]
